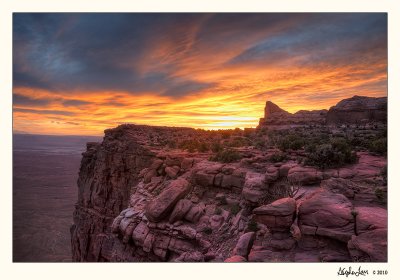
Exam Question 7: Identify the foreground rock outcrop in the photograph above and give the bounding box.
[71,96,387,262]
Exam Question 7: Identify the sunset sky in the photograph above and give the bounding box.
[13,13,387,135]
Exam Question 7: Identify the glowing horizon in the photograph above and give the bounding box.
[13,13,387,136]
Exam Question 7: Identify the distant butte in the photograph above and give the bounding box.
[258,95,387,128]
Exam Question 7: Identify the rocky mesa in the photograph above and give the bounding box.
[258,95,387,127]
[70,95,387,262]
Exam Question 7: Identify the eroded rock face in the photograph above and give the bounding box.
[326,95,387,125]
[298,189,354,242]
[253,197,296,232]
[145,178,191,222]
[70,125,155,261]
[71,120,386,263]
[348,229,387,262]
[258,96,386,128]
[259,101,327,126]
[287,166,322,185]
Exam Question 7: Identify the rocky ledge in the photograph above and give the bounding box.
[70,120,387,262]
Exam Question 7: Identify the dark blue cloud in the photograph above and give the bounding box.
[227,13,387,68]
[14,108,75,116]
[13,93,52,106]
[13,13,387,97]
[62,99,91,107]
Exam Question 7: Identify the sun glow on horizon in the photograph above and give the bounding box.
[13,13,387,136]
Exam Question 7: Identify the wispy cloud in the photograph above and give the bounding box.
[13,13,387,135]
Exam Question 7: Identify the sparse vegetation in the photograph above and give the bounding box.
[246,219,259,232]
[305,138,357,169]
[269,152,288,163]
[214,207,222,215]
[228,204,241,215]
[381,165,387,185]
[368,138,387,156]
[202,227,213,235]
[210,148,242,163]
[375,187,386,203]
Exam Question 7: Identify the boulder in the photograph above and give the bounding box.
[144,169,158,183]
[348,229,387,262]
[242,172,267,203]
[221,169,246,189]
[321,178,359,199]
[169,199,193,223]
[152,234,171,260]
[298,189,354,242]
[185,202,206,223]
[181,158,194,171]
[150,159,164,170]
[131,221,149,246]
[265,167,279,184]
[279,163,297,177]
[253,198,296,232]
[145,178,191,222]
[355,207,387,234]
[287,166,322,185]
[193,171,215,187]
[165,166,180,179]
[233,232,256,257]
[253,197,296,216]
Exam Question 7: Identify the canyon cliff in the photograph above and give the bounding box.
[71,96,387,262]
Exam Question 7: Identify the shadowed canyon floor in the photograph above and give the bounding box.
[13,134,101,262]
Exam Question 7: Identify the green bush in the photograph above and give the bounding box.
[202,227,213,235]
[210,148,242,163]
[198,142,209,152]
[272,133,305,151]
[229,204,241,215]
[211,141,223,153]
[246,220,259,232]
[269,152,288,163]
[368,138,387,155]
[214,207,222,215]
[305,138,357,169]
[381,165,387,185]
[374,187,386,203]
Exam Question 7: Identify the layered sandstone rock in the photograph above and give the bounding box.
[258,95,386,127]
[326,95,387,124]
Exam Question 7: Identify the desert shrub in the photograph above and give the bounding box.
[202,227,213,235]
[305,138,357,169]
[374,187,386,204]
[210,148,242,163]
[214,207,222,215]
[211,141,223,153]
[226,136,251,147]
[254,138,267,150]
[198,142,209,152]
[274,133,305,151]
[246,220,259,232]
[368,138,387,155]
[381,165,387,185]
[166,140,177,149]
[229,204,241,215]
[221,130,232,139]
[269,152,288,163]
[269,178,300,199]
